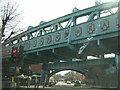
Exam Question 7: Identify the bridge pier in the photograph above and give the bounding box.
[87,54,120,88]
[40,64,50,87]
[115,54,120,89]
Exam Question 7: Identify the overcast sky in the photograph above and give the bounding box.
[11,0,115,29]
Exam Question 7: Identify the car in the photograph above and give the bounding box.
[66,81,71,84]
[74,81,81,86]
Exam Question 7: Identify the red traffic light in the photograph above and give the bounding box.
[12,50,17,53]
[11,47,17,58]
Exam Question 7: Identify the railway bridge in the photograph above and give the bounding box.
[2,1,120,88]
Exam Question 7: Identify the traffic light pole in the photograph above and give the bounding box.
[11,46,24,88]
[12,58,17,89]
[15,58,17,88]
[11,47,18,88]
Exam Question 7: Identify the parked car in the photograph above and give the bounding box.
[74,81,81,86]
[66,81,71,84]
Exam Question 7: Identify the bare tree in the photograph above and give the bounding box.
[0,0,21,41]
[50,74,62,82]
[64,71,82,82]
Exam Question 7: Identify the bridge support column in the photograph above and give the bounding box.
[116,54,120,89]
[40,69,46,85]
[87,66,114,88]
[40,64,50,87]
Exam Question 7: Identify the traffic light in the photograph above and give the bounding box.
[11,47,18,58]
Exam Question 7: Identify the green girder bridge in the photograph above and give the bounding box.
[2,1,120,88]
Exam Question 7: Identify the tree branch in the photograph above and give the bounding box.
[0,0,21,37]
[4,31,14,42]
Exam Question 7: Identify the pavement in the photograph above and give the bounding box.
[53,81,74,88]
[18,81,116,90]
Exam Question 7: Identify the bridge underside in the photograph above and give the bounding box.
[24,36,119,64]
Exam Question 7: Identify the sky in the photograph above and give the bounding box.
[10,0,116,30]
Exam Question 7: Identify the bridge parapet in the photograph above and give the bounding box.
[47,58,115,69]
